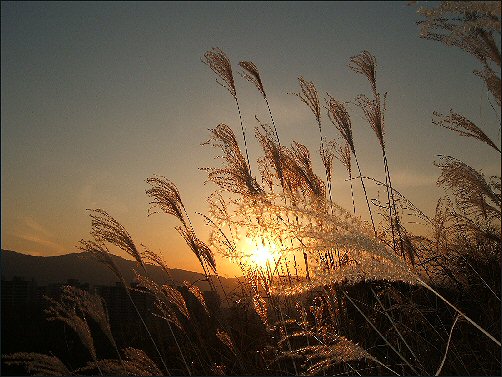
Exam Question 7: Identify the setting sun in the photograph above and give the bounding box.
[250,243,275,269]
[2,2,500,376]
[238,237,280,270]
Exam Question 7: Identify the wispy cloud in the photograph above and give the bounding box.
[11,216,66,254]
[389,170,438,188]
[77,175,128,214]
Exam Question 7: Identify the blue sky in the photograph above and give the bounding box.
[2,1,500,276]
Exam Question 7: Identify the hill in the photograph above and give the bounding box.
[1,249,240,295]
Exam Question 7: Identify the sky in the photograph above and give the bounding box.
[2,1,500,277]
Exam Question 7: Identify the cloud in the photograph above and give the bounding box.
[387,170,438,188]
[10,216,66,255]
[77,175,128,214]
[14,233,64,253]
[23,216,52,239]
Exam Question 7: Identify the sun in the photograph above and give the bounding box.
[250,243,275,269]
[239,237,279,270]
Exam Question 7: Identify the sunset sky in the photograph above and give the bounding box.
[2,1,500,277]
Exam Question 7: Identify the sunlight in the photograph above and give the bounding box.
[250,243,275,269]
[240,237,279,270]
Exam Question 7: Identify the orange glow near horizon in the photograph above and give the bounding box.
[238,236,281,271]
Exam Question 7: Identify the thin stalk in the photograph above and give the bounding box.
[264,97,280,145]
[460,255,501,301]
[343,291,420,375]
[367,356,400,376]
[418,278,501,347]
[234,96,252,176]
[370,287,427,374]
[353,152,377,237]
[348,168,356,215]
[436,315,460,376]
[123,285,171,375]
[381,150,397,253]
[316,119,333,212]
[101,305,127,374]
[382,150,404,259]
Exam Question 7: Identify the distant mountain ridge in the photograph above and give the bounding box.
[1,249,240,294]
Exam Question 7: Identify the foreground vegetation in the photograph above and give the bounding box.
[3,2,501,375]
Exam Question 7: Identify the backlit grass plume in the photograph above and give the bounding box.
[239,61,265,98]
[146,175,188,226]
[60,286,117,355]
[176,225,217,273]
[88,208,145,270]
[3,353,71,376]
[326,94,376,234]
[256,124,285,191]
[292,77,321,124]
[203,48,252,175]
[284,142,326,204]
[417,2,501,105]
[433,110,501,153]
[203,123,263,197]
[349,50,378,95]
[202,47,236,98]
[78,239,125,284]
[240,61,281,145]
[44,294,98,363]
[74,348,162,376]
[435,155,501,221]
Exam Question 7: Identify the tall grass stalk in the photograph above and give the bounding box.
[417,278,501,347]
[436,315,461,376]
[342,291,420,375]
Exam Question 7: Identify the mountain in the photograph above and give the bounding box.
[1,249,241,295]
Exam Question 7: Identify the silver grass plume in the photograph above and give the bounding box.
[146,175,188,226]
[79,235,169,373]
[240,61,281,147]
[283,141,326,204]
[239,61,266,98]
[349,51,387,149]
[320,141,335,184]
[135,273,187,331]
[75,348,162,376]
[325,94,376,231]
[325,95,355,153]
[184,281,210,314]
[417,2,501,105]
[60,286,116,352]
[88,209,145,270]
[44,294,97,361]
[78,239,124,284]
[292,77,321,124]
[3,353,71,376]
[417,2,501,67]
[121,347,162,376]
[349,50,378,95]
[335,141,352,175]
[335,141,356,214]
[216,329,236,354]
[354,93,387,149]
[229,196,418,296]
[255,124,286,191]
[203,123,264,197]
[176,225,217,272]
[140,244,175,285]
[291,337,372,375]
[433,110,501,152]
[202,47,236,97]
[475,66,501,106]
[435,155,501,220]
